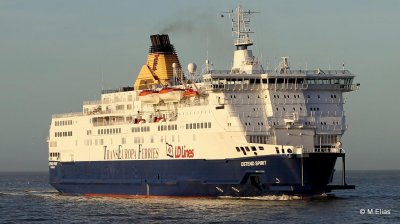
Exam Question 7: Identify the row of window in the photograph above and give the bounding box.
[276,107,304,111]
[55,131,72,137]
[116,104,132,110]
[314,134,339,145]
[236,146,265,156]
[95,139,104,145]
[185,122,212,130]
[49,152,60,157]
[275,147,293,154]
[274,94,301,99]
[245,120,340,127]
[230,95,263,99]
[272,94,337,99]
[87,138,124,146]
[132,126,150,133]
[158,124,178,131]
[303,121,341,126]
[55,120,73,126]
[98,128,121,135]
[247,136,269,144]
[134,137,144,144]
[179,110,211,116]
[230,122,267,127]
[208,77,352,85]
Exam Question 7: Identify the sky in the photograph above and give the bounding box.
[0,0,399,171]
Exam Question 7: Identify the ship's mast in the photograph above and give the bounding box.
[227,6,257,50]
[224,6,263,74]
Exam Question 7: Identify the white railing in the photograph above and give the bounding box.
[83,100,101,105]
[205,82,358,92]
[52,112,84,118]
[300,147,343,154]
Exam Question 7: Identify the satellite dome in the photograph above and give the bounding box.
[187,63,197,73]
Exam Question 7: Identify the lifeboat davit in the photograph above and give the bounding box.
[159,88,184,103]
[184,88,199,97]
[138,90,160,104]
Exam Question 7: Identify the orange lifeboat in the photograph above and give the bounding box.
[138,90,160,104]
[159,87,184,103]
[184,88,198,97]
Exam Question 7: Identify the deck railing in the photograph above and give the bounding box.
[52,112,84,118]
[299,147,343,154]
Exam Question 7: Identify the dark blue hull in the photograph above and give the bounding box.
[49,153,349,197]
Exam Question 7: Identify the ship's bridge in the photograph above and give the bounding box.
[203,69,359,92]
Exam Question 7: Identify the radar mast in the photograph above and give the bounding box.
[223,6,262,74]
[224,6,258,50]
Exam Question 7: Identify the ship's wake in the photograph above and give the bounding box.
[0,190,59,198]
[217,193,342,201]
[218,194,303,201]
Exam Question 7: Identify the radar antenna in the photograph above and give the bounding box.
[223,6,258,50]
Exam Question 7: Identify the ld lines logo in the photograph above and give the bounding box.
[166,143,195,158]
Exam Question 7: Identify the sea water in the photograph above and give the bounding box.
[0,171,398,223]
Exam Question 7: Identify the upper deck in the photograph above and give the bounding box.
[203,69,359,92]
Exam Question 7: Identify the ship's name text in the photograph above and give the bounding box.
[240,160,267,167]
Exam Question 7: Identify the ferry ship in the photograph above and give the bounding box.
[48,6,358,197]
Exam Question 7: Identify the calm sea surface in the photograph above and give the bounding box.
[0,170,398,223]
